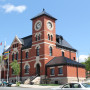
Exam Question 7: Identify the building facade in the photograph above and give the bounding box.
[2,9,86,84]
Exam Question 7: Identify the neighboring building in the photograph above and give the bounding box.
[2,9,86,84]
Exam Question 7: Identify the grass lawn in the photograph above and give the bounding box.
[40,84,60,86]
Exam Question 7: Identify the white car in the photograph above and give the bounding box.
[51,82,90,90]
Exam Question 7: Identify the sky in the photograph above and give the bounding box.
[0,0,90,62]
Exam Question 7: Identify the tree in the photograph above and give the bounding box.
[85,56,90,71]
[10,60,20,82]
[81,56,90,71]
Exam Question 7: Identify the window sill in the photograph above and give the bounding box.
[50,75,55,76]
[58,74,63,76]
[25,73,29,75]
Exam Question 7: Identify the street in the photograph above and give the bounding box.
[0,87,51,90]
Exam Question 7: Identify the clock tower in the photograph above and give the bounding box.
[31,9,57,75]
[31,9,57,45]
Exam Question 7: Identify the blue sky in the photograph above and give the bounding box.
[0,0,90,62]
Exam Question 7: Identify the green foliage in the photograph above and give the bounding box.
[82,56,90,71]
[85,56,90,71]
[16,81,20,86]
[10,60,20,76]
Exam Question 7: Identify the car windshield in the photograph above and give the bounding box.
[82,83,90,88]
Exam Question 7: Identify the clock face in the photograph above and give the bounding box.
[47,20,53,30]
[35,20,42,31]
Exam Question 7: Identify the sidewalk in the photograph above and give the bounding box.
[12,84,61,88]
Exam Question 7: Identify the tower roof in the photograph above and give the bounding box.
[31,9,57,20]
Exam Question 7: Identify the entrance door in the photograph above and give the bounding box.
[36,64,40,76]
[1,70,4,79]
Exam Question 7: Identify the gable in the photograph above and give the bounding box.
[10,35,22,48]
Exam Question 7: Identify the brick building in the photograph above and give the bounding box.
[2,9,86,84]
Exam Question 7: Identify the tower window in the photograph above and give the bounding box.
[51,35,53,41]
[48,34,50,40]
[49,47,52,56]
[16,52,18,60]
[36,35,38,41]
[26,52,29,59]
[36,47,39,56]
[38,34,41,40]
[62,51,64,57]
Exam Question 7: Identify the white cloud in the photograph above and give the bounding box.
[1,4,27,13]
[77,55,89,62]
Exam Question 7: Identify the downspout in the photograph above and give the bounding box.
[20,48,22,82]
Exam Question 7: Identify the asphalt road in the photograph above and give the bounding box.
[0,87,50,90]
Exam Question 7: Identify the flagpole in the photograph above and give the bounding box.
[7,52,9,83]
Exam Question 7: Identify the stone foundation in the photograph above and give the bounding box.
[8,76,86,84]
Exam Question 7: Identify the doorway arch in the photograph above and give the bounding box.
[36,64,40,76]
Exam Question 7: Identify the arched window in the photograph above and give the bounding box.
[16,52,18,60]
[38,34,41,40]
[48,34,50,40]
[36,47,39,56]
[25,65,29,74]
[49,47,52,56]
[26,52,28,59]
[51,35,53,41]
[36,35,38,41]
[12,53,14,61]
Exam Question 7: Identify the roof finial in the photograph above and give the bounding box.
[43,8,45,11]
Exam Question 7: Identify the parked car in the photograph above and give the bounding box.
[2,81,12,87]
[51,82,90,90]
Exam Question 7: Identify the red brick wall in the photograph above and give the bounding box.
[47,65,86,78]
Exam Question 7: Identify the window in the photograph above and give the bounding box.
[16,52,18,60]
[63,84,70,88]
[36,47,39,56]
[15,44,16,48]
[38,34,41,40]
[73,57,75,60]
[26,52,28,59]
[17,43,18,47]
[71,83,81,88]
[50,68,54,75]
[25,65,29,74]
[62,51,64,57]
[58,67,63,74]
[36,35,38,41]
[13,45,14,48]
[51,35,53,41]
[12,69,14,74]
[49,47,52,56]
[12,53,14,61]
[48,34,50,40]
